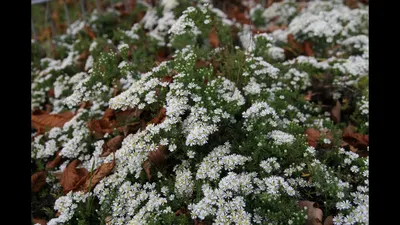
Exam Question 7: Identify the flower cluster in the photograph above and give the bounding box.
[31,0,369,224]
[196,142,250,180]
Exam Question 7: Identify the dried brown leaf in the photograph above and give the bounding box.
[342,132,368,150]
[298,201,323,225]
[142,145,168,181]
[105,216,113,225]
[287,34,303,53]
[31,171,46,192]
[342,124,357,134]
[143,160,152,181]
[149,108,167,125]
[304,90,313,101]
[46,151,63,169]
[84,25,96,40]
[48,89,55,98]
[78,49,89,62]
[305,128,333,148]
[149,145,168,166]
[103,108,116,121]
[54,171,63,181]
[100,135,124,157]
[60,160,89,194]
[331,100,341,123]
[305,128,321,148]
[32,218,48,225]
[209,28,219,48]
[82,156,115,192]
[266,24,286,33]
[156,48,170,63]
[87,119,117,139]
[324,215,334,225]
[349,145,358,153]
[123,122,141,136]
[161,75,174,83]
[344,0,359,9]
[32,111,74,134]
[226,5,251,24]
[194,219,205,225]
[303,41,314,56]
[297,2,308,12]
[175,208,190,216]
[195,60,210,69]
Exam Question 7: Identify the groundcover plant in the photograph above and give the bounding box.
[31,0,368,224]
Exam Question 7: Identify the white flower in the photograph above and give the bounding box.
[118,43,129,51]
[187,150,196,159]
[169,144,177,152]
[323,138,331,144]
[269,130,295,146]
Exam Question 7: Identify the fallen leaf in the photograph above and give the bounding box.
[342,132,368,150]
[342,132,368,157]
[78,101,92,111]
[195,60,210,69]
[60,160,89,194]
[342,124,357,134]
[38,27,51,42]
[287,34,303,54]
[156,48,170,63]
[143,160,152,181]
[344,0,359,9]
[161,75,174,83]
[303,41,314,56]
[44,104,53,113]
[31,171,46,193]
[123,122,141,136]
[266,24,286,33]
[194,219,205,225]
[340,140,349,147]
[103,108,116,121]
[149,108,167,125]
[305,128,321,147]
[304,90,313,101]
[297,2,308,12]
[142,145,168,181]
[305,128,333,148]
[298,200,323,225]
[100,135,124,157]
[105,216,113,225]
[331,100,341,123]
[175,208,190,216]
[209,28,219,48]
[51,11,59,24]
[53,171,63,181]
[78,50,89,71]
[226,5,251,24]
[324,215,334,225]
[46,151,63,169]
[118,108,142,119]
[89,108,144,138]
[32,218,48,225]
[32,111,74,134]
[87,119,117,139]
[349,145,358,153]
[82,155,115,192]
[265,0,274,7]
[149,145,168,166]
[84,25,96,39]
[48,89,55,98]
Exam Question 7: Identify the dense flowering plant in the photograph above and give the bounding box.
[31,0,369,225]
